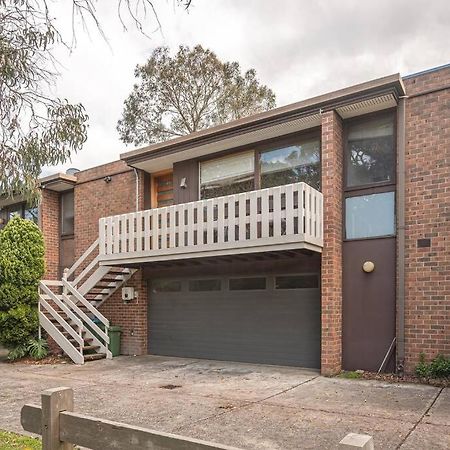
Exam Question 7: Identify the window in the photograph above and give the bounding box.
[61,191,74,236]
[260,139,320,190]
[200,151,254,199]
[24,206,38,224]
[345,192,395,239]
[229,277,266,290]
[346,115,395,187]
[188,279,221,292]
[275,275,319,289]
[8,204,23,220]
[152,280,182,293]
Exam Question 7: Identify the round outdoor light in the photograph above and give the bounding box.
[362,261,375,273]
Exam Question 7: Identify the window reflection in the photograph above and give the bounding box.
[260,140,320,190]
[347,116,394,187]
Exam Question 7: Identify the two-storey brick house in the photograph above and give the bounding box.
[1,63,448,374]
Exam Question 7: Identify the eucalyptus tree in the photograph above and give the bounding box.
[117,45,276,145]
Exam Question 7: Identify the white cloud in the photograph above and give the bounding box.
[44,0,449,174]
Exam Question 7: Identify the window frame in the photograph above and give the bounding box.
[343,109,397,192]
[343,110,397,242]
[198,128,322,199]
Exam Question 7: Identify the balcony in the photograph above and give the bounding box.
[98,182,323,265]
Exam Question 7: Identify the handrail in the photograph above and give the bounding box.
[65,238,99,280]
[72,255,99,288]
[39,297,84,349]
[39,282,83,331]
[62,280,110,343]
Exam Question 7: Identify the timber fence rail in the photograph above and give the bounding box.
[21,387,374,449]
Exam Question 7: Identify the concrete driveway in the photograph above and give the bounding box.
[0,355,448,449]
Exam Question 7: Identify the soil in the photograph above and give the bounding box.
[358,370,449,388]
[7,354,71,365]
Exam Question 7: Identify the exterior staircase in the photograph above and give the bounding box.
[38,239,136,364]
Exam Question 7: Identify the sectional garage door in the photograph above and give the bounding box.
[148,273,320,368]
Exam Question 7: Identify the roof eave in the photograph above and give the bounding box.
[121,73,405,166]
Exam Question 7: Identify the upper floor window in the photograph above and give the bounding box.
[61,191,74,236]
[24,206,38,223]
[260,139,320,190]
[346,114,395,188]
[200,151,254,199]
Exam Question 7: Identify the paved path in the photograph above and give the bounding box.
[0,355,448,449]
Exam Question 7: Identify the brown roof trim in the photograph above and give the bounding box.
[39,172,77,187]
[121,73,405,165]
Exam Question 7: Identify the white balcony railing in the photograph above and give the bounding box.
[98,182,323,264]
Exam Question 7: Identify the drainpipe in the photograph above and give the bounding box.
[133,168,139,212]
[396,96,407,374]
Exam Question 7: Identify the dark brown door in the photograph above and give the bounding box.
[153,172,174,207]
[342,237,396,372]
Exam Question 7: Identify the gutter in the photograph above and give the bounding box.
[396,96,407,374]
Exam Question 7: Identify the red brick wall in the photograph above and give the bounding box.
[402,66,450,372]
[39,189,60,280]
[320,110,344,375]
[73,160,148,356]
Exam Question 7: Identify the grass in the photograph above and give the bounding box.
[337,370,363,379]
[0,430,41,450]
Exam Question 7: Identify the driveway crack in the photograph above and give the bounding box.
[396,386,444,449]
[173,375,319,433]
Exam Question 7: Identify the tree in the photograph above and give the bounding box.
[0,216,45,358]
[117,45,276,146]
[0,0,191,201]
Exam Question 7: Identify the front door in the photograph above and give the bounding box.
[152,172,174,207]
[342,237,396,372]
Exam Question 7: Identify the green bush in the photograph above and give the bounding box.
[0,216,45,356]
[416,353,450,378]
[0,304,39,348]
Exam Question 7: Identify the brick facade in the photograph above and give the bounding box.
[73,160,148,356]
[37,65,449,373]
[320,110,344,375]
[39,189,60,280]
[402,66,450,372]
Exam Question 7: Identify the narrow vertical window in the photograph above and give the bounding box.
[61,191,74,236]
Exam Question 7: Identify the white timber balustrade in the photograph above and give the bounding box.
[98,182,323,264]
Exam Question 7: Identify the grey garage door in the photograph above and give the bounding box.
[148,273,320,368]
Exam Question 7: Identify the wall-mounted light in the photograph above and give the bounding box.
[104,176,112,183]
[180,177,187,189]
[362,261,375,273]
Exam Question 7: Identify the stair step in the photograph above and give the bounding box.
[83,345,100,352]
[84,353,106,362]
[100,274,126,281]
[94,281,119,288]
[68,336,93,344]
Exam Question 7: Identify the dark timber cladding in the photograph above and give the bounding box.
[146,253,321,368]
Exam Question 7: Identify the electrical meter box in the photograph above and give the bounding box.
[122,287,135,302]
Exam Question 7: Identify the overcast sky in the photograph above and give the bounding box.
[45,0,449,174]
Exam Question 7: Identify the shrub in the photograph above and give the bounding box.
[27,338,48,359]
[415,353,450,379]
[0,304,39,348]
[0,216,45,357]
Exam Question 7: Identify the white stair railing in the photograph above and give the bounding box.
[38,281,84,364]
[62,279,112,359]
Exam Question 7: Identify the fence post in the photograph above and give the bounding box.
[339,433,374,449]
[41,387,74,450]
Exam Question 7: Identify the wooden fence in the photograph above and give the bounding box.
[21,387,374,449]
